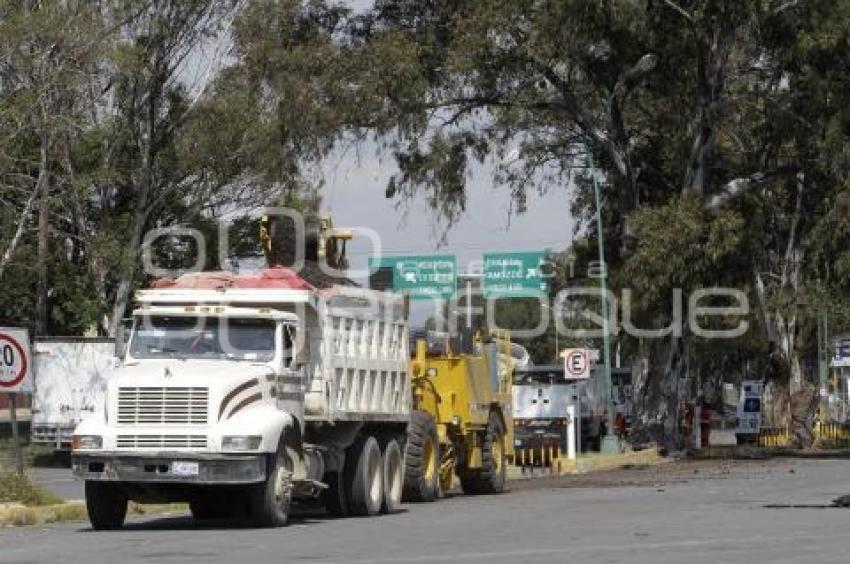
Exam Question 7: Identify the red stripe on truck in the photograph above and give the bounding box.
[218,378,260,420]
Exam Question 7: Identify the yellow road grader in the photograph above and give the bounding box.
[260,212,515,502]
[403,332,515,500]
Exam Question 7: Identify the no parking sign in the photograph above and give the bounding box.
[561,348,599,380]
[0,328,32,393]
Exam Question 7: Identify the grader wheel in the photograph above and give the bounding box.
[403,410,440,502]
[460,412,507,495]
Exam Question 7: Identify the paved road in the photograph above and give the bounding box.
[3,458,850,564]
[30,467,83,501]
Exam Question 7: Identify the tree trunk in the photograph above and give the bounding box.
[35,139,50,336]
[788,382,818,449]
[108,207,147,337]
[631,335,687,454]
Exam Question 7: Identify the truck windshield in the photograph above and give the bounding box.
[129,316,276,361]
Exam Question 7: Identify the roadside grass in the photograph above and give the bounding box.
[0,502,87,528]
[0,440,61,468]
[0,492,189,528]
[0,466,187,528]
[128,502,189,516]
[0,472,62,506]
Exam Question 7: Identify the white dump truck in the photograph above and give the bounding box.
[71,267,410,529]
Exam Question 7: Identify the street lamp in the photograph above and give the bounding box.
[540,303,560,361]
[590,157,621,454]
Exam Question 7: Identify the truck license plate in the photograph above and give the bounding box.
[171,461,199,476]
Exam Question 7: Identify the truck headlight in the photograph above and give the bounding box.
[71,435,103,451]
[222,435,262,451]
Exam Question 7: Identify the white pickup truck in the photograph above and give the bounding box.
[72,268,410,529]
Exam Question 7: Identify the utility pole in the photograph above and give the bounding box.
[592,165,620,454]
[818,311,829,420]
[9,393,24,475]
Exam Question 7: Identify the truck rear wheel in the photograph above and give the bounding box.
[403,410,439,502]
[381,439,403,514]
[85,481,128,530]
[460,412,507,495]
[250,447,293,527]
[346,435,384,516]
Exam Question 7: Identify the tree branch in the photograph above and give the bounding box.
[706,165,800,210]
[662,0,696,25]
[612,53,658,103]
[0,187,38,280]
[772,1,803,16]
[527,57,631,177]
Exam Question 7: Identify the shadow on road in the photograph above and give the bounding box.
[75,504,409,532]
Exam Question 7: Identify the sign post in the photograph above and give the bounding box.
[0,328,33,475]
[8,393,23,474]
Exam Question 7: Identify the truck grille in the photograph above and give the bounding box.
[116,435,207,449]
[117,387,209,425]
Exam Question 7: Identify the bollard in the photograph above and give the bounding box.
[566,405,577,461]
[693,404,702,450]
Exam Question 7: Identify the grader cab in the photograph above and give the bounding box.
[403,331,515,500]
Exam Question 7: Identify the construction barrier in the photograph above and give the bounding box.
[758,422,850,447]
[758,426,791,447]
[514,444,575,475]
[814,421,850,446]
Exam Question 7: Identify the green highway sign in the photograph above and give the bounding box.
[483,251,550,298]
[370,255,457,300]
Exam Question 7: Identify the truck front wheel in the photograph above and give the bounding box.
[85,481,128,530]
[250,448,293,527]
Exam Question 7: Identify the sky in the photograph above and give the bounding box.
[182,2,581,324]
[180,1,579,275]
[317,143,577,323]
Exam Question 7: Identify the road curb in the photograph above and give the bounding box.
[688,446,850,460]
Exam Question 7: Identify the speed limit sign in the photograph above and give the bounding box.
[0,328,32,392]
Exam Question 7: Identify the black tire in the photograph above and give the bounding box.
[381,439,403,514]
[345,435,384,516]
[403,411,439,502]
[250,447,293,527]
[460,412,507,495]
[189,498,233,521]
[85,481,128,531]
[321,471,348,517]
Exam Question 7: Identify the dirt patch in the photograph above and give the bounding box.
[508,458,792,491]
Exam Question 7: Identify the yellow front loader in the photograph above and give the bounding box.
[403,332,514,500]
